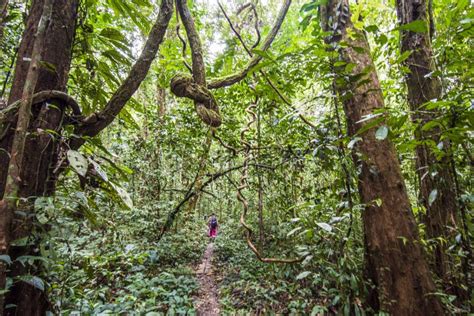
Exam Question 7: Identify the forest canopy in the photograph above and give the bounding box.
[0,0,472,314]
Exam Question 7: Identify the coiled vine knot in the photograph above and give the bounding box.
[170,74,222,128]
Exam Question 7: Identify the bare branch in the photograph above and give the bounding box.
[208,0,291,89]
[236,3,252,15]
[218,1,316,128]
[211,129,237,156]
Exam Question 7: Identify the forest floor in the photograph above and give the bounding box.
[194,242,220,315]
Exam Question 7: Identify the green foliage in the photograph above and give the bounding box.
[0,0,472,313]
[214,220,365,314]
[44,198,205,314]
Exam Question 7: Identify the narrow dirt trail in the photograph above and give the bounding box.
[194,242,220,315]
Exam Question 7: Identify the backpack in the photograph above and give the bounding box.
[210,217,218,229]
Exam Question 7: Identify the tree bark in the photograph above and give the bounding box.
[0,1,53,313]
[171,0,222,127]
[157,86,166,118]
[1,0,79,197]
[0,0,79,314]
[321,0,444,314]
[395,0,458,284]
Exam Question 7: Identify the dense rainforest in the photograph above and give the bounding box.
[0,0,472,314]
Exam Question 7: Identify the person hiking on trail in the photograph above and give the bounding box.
[208,214,218,238]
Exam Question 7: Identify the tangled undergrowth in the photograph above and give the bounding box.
[46,204,207,315]
[213,220,366,315]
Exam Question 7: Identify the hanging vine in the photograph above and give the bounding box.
[171,0,292,128]
[237,93,303,264]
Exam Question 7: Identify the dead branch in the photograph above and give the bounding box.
[211,129,237,156]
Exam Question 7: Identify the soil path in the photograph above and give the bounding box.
[194,242,220,315]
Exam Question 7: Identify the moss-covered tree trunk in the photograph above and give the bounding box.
[321,0,444,314]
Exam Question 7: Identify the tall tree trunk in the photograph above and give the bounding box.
[1,0,78,196]
[154,86,166,210]
[321,1,444,314]
[0,0,78,312]
[395,0,458,285]
[0,0,79,314]
[157,86,166,118]
[0,1,53,314]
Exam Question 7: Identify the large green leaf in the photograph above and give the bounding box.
[296,271,311,280]
[67,150,88,177]
[397,20,428,33]
[316,222,332,232]
[0,255,12,265]
[111,183,134,210]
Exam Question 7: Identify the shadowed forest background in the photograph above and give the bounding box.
[0,0,472,314]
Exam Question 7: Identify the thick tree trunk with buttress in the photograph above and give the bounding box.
[321,0,444,314]
[395,0,458,284]
[0,0,79,314]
